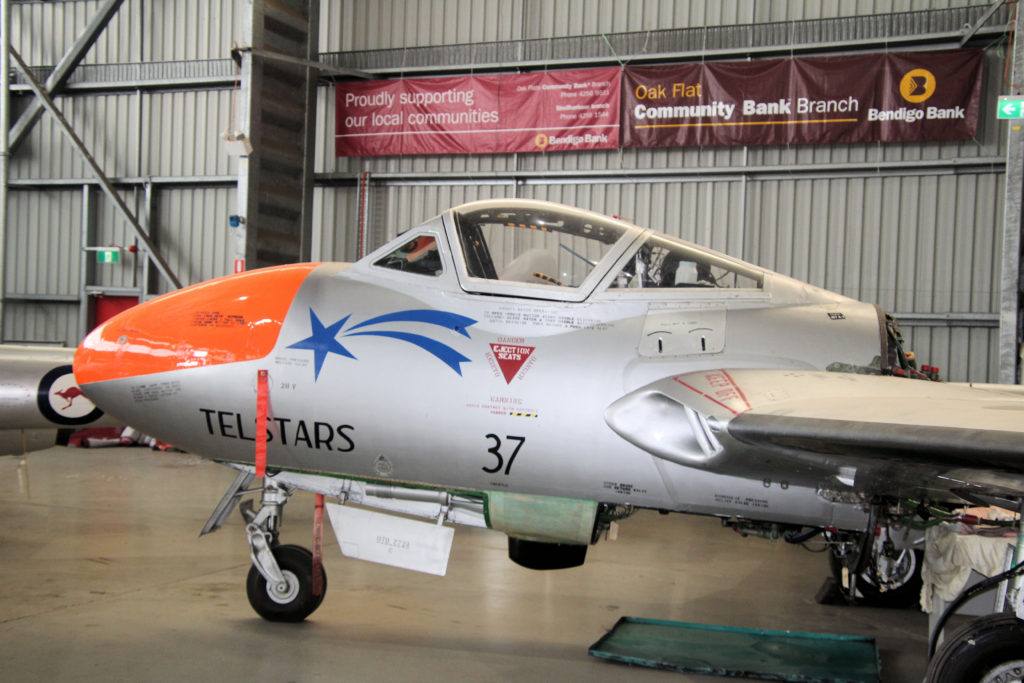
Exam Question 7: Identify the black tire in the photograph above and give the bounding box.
[246,544,327,622]
[829,548,923,608]
[926,613,1024,683]
[284,545,328,612]
[275,545,328,613]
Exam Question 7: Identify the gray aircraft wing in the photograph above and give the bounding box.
[606,369,1024,505]
[0,345,119,455]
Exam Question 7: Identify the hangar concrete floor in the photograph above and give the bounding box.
[2,447,932,681]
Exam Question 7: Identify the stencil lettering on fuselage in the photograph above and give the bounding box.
[199,408,355,452]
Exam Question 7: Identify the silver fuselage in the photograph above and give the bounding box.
[76,202,887,532]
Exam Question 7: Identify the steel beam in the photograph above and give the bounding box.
[77,185,95,341]
[243,47,368,79]
[1000,5,1024,384]
[316,157,1007,187]
[892,312,1000,328]
[9,155,1003,190]
[1,154,1005,190]
[960,0,1005,47]
[0,0,9,341]
[7,174,237,188]
[9,0,125,153]
[236,0,319,270]
[5,293,80,303]
[10,47,182,290]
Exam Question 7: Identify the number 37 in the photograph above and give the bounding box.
[483,434,525,475]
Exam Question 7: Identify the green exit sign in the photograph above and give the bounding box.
[96,249,121,264]
[998,95,1024,119]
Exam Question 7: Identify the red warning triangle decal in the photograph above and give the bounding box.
[490,343,535,384]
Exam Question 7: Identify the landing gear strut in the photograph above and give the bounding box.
[240,480,326,622]
[203,471,327,622]
[827,528,923,608]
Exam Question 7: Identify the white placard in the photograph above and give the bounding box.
[326,503,454,576]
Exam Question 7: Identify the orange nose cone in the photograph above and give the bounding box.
[74,263,319,385]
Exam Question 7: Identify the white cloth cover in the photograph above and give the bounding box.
[920,522,1015,613]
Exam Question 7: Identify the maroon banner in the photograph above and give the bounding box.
[335,67,621,156]
[624,49,982,148]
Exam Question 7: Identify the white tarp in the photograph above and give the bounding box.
[921,522,1016,613]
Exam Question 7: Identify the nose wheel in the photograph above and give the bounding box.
[246,544,326,622]
[204,474,328,622]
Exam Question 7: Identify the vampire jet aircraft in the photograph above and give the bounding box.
[0,344,116,455]
[73,199,1024,677]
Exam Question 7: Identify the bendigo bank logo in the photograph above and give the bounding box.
[869,63,965,123]
[534,133,549,149]
[899,68,937,104]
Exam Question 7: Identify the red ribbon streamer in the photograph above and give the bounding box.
[255,369,268,477]
[313,494,325,597]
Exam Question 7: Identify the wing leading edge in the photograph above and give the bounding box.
[606,369,1024,503]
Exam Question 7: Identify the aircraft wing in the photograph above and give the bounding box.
[0,345,119,455]
[605,369,1024,505]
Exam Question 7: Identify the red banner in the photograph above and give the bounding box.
[335,67,621,156]
[624,50,982,148]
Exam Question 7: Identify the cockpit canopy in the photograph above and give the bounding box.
[455,202,630,289]
[370,199,764,301]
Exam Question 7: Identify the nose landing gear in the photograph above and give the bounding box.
[246,544,326,622]
[203,470,327,622]
[241,481,326,622]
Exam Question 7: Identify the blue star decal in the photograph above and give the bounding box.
[287,308,478,381]
[286,309,355,380]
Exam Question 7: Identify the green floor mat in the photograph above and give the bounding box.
[589,617,880,682]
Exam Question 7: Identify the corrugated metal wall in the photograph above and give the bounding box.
[11,0,243,64]
[155,186,237,285]
[8,89,237,179]
[1,0,1012,383]
[4,188,79,344]
[321,0,988,50]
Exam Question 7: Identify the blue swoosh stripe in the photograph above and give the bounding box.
[346,330,472,375]
[345,309,476,338]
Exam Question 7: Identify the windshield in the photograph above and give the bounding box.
[609,234,763,290]
[373,234,443,276]
[454,203,630,289]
